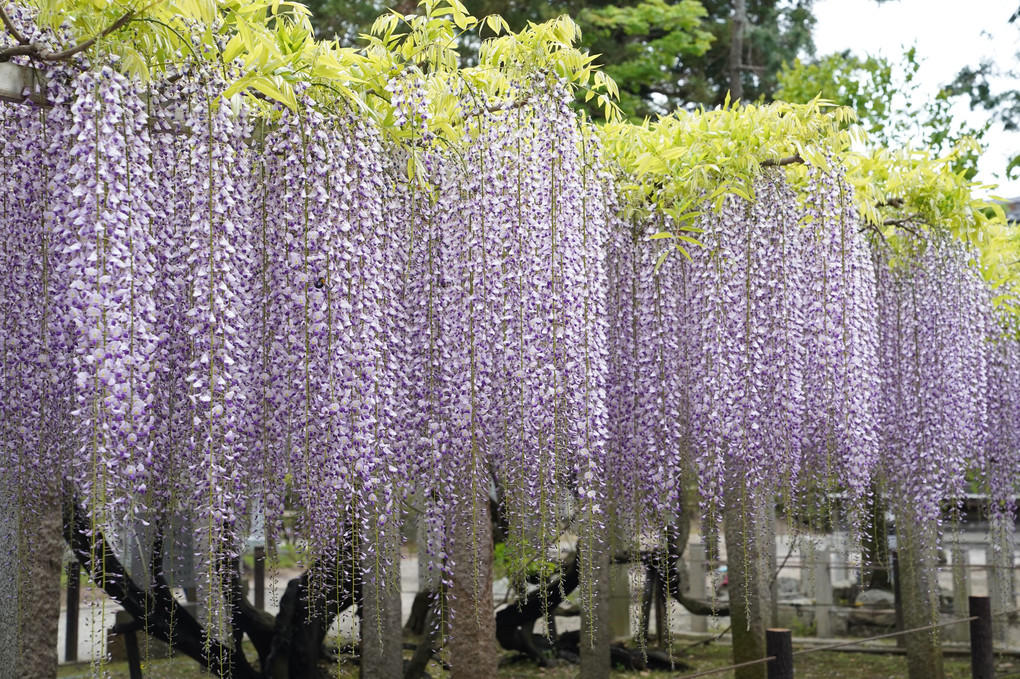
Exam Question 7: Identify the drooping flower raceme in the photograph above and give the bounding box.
[874,234,991,530]
[51,68,161,524]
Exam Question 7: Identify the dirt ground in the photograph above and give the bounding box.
[56,639,1010,679]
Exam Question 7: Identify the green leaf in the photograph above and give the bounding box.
[653,248,671,272]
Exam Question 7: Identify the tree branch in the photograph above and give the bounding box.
[883,216,925,236]
[46,9,137,60]
[761,154,803,167]
[495,554,579,666]
[266,554,356,677]
[0,9,136,62]
[0,43,34,59]
[61,494,259,679]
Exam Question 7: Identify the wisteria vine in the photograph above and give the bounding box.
[1,10,1019,676]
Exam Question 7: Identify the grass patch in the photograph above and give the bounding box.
[59,638,1001,679]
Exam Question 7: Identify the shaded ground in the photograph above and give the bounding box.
[56,640,1006,679]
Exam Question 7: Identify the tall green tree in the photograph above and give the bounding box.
[304,0,818,113]
[944,13,1020,181]
[777,49,989,178]
[675,0,815,107]
[577,0,714,117]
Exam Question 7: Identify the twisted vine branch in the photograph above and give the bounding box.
[0,4,138,63]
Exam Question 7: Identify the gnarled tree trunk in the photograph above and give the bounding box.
[15,483,61,679]
[723,481,773,679]
[447,490,497,679]
[63,493,356,679]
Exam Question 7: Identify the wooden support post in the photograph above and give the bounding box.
[767,505,779,628]
[447,492,496,679]
[969,595,994,679]
[65,560,80,662]
[639,565,655,644]
[812,547,832,638]
[0,488,17,679]
[253,546,265,611]
[892,551,904,648]
[723,484,773,679]
[766,628,793,679]
[688,542,708,634]
[896,528,944,679]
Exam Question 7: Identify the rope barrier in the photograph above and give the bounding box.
[692,559,1020,572]
[990,605,1020,618]
[670,605,1020,678]
[791,616,977,655]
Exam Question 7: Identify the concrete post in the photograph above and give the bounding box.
[608,562,631,640]
[580,530,611,679]
[986,543,1012,642]
[812,547,833,638]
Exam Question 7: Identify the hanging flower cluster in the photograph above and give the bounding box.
[604,214,691,539]
[984,329,1020,518]
[0,61,408,630]
[0,49,623,635]
[62,69,161,532]
[398,78,611,588]
[797,166,881,513]
[607,169,882,543]
[874,233,992,528]
[983,324,1020,565]
[0,68,70,514]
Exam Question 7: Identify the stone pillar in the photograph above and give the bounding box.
[608,563,630,640]
[417,510,438,591]
[986,542,1012,642]
[811,547,833,638]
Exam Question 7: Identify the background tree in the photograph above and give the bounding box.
[304,0,817,111]
[576,0,714,118]
[944,10,1020,180]
[777,48,989,177]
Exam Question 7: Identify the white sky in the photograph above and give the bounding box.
[812,0,1020,199]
